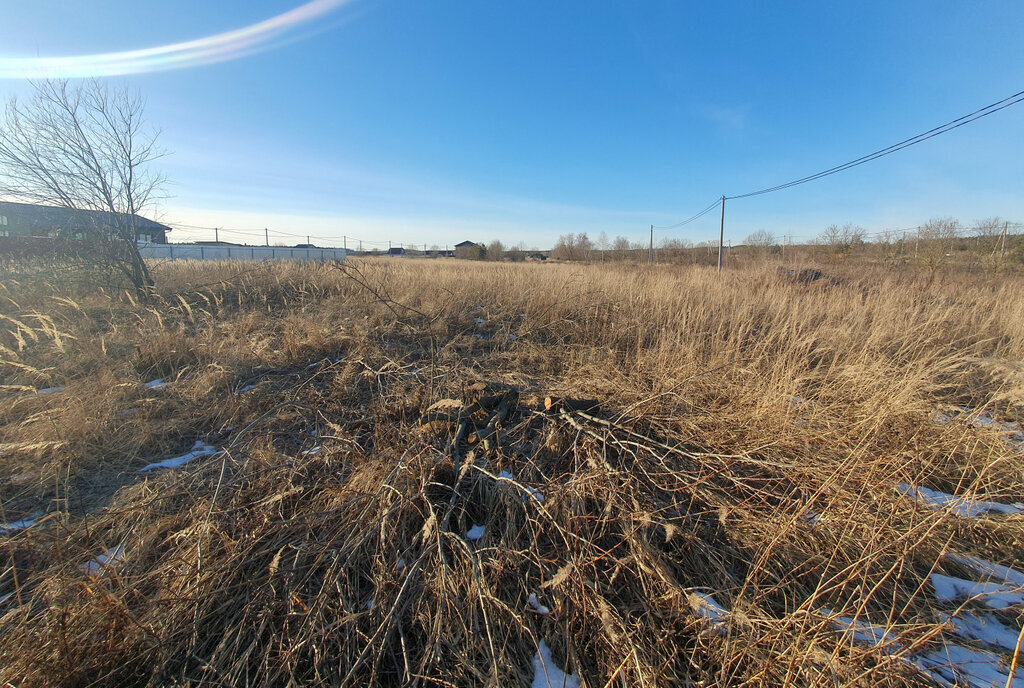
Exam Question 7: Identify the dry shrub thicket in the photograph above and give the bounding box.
[1,258,1023,687]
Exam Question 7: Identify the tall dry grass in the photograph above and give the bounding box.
[0,258,1022,686]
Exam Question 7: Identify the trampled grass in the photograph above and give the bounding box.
[1,258,1023,686]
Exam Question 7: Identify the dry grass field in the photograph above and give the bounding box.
[1,257,1024,687]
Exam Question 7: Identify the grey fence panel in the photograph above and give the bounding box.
[139,245,347,262]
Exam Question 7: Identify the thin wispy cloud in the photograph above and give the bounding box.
[0,0,357,79]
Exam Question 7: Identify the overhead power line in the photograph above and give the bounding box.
[725,88,1024,200]
[653,198,721,229]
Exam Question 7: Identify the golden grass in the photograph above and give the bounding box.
[0,257,1022,686]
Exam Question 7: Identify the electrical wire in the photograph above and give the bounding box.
[726,88,1024,200]
[652,198,721,229]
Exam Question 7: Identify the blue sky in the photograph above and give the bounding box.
[2,1,1022,249]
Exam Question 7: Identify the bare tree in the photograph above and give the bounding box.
[0,79,167,296]
[612,235,631,261]
[485,239,504,261]
[817,223,865,263]
[744,229,776,259]
[917,217,960,270]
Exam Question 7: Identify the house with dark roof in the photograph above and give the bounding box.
[0,200,172,244]
[454,240,478,249]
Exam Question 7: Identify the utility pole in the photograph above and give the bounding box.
[717,195,726,273]
[343,235,347,250]
[359,239,362,252]
[265,228,269,247]
[1000,221,1008,259]
[214,227,219,243]
[901,230,906,256]
[306,235,310,245]
[728,239,732,260]
[649,225,654,265]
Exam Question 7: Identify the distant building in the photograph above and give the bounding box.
[388,246,406,256]
[454,240,478,249]
[0,200,171,244]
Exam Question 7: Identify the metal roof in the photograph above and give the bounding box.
[0,200,171,232]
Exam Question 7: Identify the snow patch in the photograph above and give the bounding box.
[81,543,125,575]
[690,592,728,627]
[913,643,1024,688]
[528,593,551,615]
[942,612,1022,651]
[139,440,219,472]
[465,524,485,541]
[531,641,580,688]
[1,516,39,534]
[236,384,256,394]
[143,379,168,391]
[944,553,1024,587]
[934,407,1024,451]
[896,483,1020,518]
[301,446,322,456]
[821,609,901,651]
[35,386,64,395]
[931,573,1024,609]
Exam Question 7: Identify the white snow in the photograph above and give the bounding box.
[895,483,1020,518]
[143,379,168,390]
[1,516,39,533]
[942,612,1022,651]
[944,553,1024,587]
[913,643,1024,688]
[301,446,322,456]
[528,593,551,615]
[35,386,64,395]
[931,573,1024,609]
[81,543,125,575]
[933,407,1024,451]
[138,440,219,472]
[236,384,256,394]
[690,592,728,627]
[465,524,485,541]
[531,641,580,688]
[821,609,901,651]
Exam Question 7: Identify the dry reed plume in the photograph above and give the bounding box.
[1,258,1023,687]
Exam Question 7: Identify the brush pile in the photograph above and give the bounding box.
[1,259,1023,687]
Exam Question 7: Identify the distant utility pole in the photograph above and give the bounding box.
[265,228,269,247]
[306,235,310,245]
[359,239,362,252]
[649,225,654,265]
[343,235,347,250]
[214,227,219,243]
[717,195,726,273]
[1000,221,1008,259]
